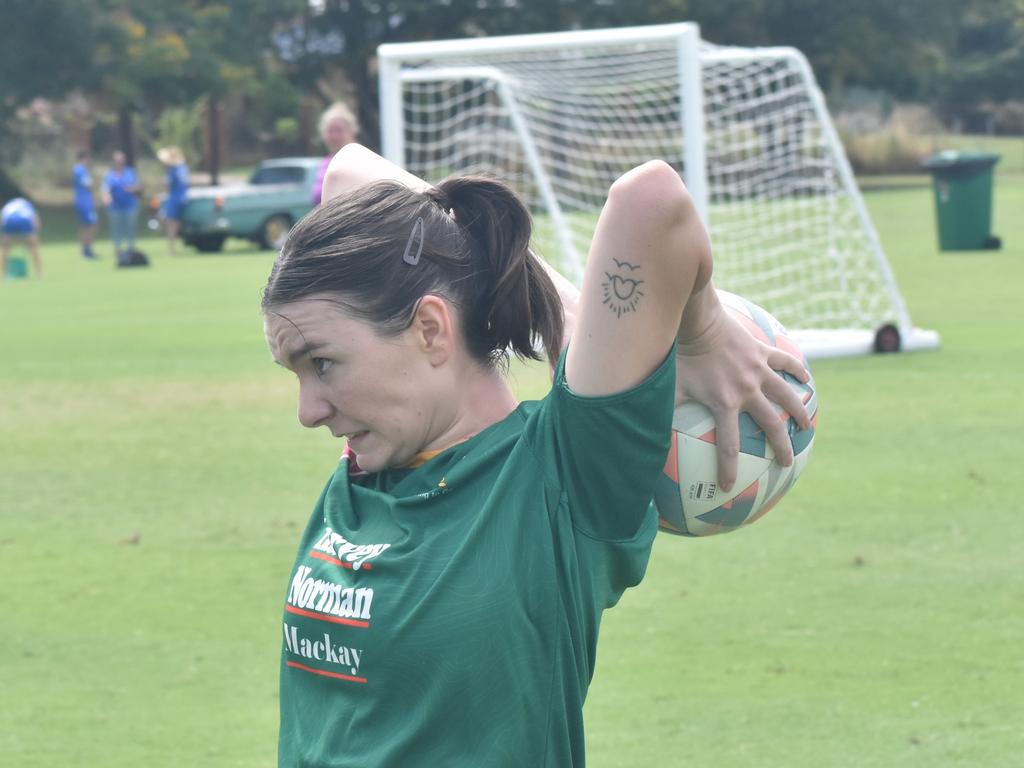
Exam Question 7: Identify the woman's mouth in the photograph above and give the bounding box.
[344,430,369,446]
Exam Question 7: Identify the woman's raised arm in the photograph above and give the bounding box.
[565,161,811,490]
[322,143,433,198]
[565,160,711,396]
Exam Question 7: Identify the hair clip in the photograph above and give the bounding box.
[403,217,425,265]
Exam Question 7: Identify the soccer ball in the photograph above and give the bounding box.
[654,291,818,537]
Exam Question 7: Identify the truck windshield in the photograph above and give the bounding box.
[249,166,305,185]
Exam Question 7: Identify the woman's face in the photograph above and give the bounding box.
[265,296,438,472]
[322,117,355,154]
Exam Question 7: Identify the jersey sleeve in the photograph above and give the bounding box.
[523,345,675,542]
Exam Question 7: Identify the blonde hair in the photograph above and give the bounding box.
[318,102,358,139]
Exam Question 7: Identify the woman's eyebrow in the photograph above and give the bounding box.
[286,342,328,367]
[271,341,328,368]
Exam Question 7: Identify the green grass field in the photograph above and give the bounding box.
[2,176,1022,766]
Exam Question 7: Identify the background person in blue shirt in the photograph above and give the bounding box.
[72,150,99,260]
[157,146,189,254]
[101,150,141,265]
[1,197,43,278]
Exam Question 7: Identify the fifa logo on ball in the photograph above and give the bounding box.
[687,482,718,501]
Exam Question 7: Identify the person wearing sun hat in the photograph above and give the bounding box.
[157,146,189,254]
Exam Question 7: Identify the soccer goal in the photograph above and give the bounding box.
[378,23,939,359]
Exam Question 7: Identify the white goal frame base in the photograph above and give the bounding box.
[794,328,940,360]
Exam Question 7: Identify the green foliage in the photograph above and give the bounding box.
[0,0,98,151]
[687,0,959,96]
[0,167,25,200]
[235,74,304,153]
[2,0,1020,172]
[0,1,97,105]
[840,106,943,174]
[274,117,300,144]
[151,103,204,162]
[935,0,1024,120]
[287,0,1021,144]
[89,0,301,105]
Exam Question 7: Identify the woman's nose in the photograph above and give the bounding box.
[297,382,333,429]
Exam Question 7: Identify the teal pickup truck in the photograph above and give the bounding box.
[180,157,322,252]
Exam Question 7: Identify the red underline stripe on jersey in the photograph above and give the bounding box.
[309,550,374,570]
[285,604,370,628]
[287,660,367,684]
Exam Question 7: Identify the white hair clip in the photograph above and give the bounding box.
[403,217,425,265]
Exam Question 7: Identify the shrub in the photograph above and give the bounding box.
[837,104,942,175]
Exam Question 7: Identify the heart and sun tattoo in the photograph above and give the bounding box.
[601,258,645,318]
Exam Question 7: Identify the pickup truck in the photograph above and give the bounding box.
[180,157,322,252]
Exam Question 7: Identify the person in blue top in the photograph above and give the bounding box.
[157,146,189,254]
[101,150,141,266]
[1,197,43,278]
[72,150,99,260]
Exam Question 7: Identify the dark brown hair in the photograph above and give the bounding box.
[262,177,563,367]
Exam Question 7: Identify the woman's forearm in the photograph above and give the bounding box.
[322,144,432,201]
[675,279,723,352]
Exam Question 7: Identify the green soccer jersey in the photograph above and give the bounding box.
[278,350,675,767]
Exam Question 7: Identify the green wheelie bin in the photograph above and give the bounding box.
[5,254,28,279]
[921,150,1001,251]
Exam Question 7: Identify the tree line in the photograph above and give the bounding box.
[1,0,1020,185]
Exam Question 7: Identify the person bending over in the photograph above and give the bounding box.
[1,197,43,278]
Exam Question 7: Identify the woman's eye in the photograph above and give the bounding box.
[312,357,333,376]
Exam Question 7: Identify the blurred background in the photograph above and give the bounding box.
[2,0,1022,207]
[2,2,1022,767]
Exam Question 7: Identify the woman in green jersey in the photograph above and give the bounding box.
[263,144,810,767]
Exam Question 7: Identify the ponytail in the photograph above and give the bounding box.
[436,176,564,365]
[264,175,564,368]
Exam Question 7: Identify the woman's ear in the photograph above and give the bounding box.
[410,295,455,366]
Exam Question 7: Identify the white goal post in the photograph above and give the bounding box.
[378,23,939,359]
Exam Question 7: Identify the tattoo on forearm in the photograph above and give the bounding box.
[602,258,645,318]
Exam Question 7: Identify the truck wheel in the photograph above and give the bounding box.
[192,234,226,253]
[260,214,293,250]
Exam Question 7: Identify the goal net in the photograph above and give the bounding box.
[378,23,938,358]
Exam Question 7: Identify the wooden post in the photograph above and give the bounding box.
[118,106,135,166]
[207,96,221,185]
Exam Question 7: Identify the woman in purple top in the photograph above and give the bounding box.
[102,150,141,265]
[311,102,358,205]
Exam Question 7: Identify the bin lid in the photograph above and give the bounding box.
[921,150,1001,177]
